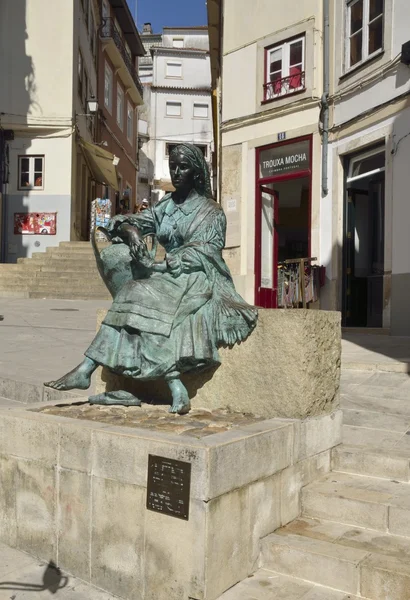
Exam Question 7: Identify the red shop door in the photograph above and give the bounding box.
[256,185,279,308]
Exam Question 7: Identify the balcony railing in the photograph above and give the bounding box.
[100,18,144,99]
[263,71,306,102]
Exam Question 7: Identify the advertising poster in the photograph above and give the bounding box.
[14,213,57,235]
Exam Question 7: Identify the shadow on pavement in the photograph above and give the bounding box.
[0,560,68,594]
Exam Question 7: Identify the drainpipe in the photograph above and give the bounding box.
[0,129,5,263]
[321,0,330,196]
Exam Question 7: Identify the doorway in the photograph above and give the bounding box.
[343,147,385,327]
[255,136,312,308]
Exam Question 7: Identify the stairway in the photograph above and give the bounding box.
[219,368,410,600]
[0,242,111,300]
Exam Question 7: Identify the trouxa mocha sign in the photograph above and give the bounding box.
[259,139,310,179]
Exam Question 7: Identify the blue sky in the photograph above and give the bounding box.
[128,0,207,33]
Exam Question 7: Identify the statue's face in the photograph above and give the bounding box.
[169,151,196,194]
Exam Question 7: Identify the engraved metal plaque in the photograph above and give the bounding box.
[146,454,191,520]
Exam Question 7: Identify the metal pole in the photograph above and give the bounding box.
[0,130,5,262]
[321,0,330,196]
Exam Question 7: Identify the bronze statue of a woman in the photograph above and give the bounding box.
[45,144,258,414]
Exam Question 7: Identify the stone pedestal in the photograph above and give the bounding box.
[0,308,342,599]
[0,403,341,600]
[95,309,341,419]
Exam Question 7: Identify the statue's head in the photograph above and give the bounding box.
[169,144,212,198]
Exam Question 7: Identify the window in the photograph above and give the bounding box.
[117,85,124,130]
[347,147,385,182]
[166,143,207,158]
[18,156,44,190]
[78,50,84,100]
[173,38,184,48]
[127,101,134,142]
[193,103,209,119]
[104,61,113,112]
[166,101,182,117]
[166,61,182,78]
[346,0,384,69]
[264,36,305,101]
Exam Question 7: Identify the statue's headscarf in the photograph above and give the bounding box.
[169,144,213,199]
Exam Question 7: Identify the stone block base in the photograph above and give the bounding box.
[0,403,342,600]
[95,309,341,420]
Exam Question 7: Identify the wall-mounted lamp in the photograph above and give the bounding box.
[87,96,99,114]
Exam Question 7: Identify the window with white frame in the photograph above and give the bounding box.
[127,101,134,142]
[166,61,182,78]
[117,85,124,130]
[18,156,44,190]
[173,38,184,48]
[166,101,182,117]
[264,36,305,101]
[104,61,113,112]
[193,103,208,119]
[346,0,384,69]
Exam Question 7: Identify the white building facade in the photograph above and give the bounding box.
[0,0,101,262]
[326,0,410,334]
[209,0,410,335]
[138,26,214,203]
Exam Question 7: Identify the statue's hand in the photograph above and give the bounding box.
[166,254,183,278]
[131,240,154,269]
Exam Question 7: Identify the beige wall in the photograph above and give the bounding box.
[0,0,74,130]
[223,0,322,54]
[219,0,324,305]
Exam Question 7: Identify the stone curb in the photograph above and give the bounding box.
[0,375,87,404]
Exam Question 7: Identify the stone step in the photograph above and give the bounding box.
[56,241,110,249]
[0,272,103,281]
[333,444,410,482]
[38,265,100,273]
[302,472,410,536]
[0,290,29,298]
[30,253,98,261]
[0,264,31,271]
[29,291,111,299]
[343,383,410,402]
[261,516,410,599]
[217,568,360,600]
[33,283,108,292]
[59,241,94,246]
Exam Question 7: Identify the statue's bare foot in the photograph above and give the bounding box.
[45,362,93,391]
[167,377,191,415]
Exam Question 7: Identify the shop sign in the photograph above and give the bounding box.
[259,139,310,179]
[14,212,57,235]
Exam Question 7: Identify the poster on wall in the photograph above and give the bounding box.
[90,198,112,241]
[14,213,57,235]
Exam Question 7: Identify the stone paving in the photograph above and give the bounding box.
[0,298,110,390]
[342,332,410,372]
[2,300,410,599]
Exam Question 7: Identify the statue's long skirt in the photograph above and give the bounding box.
[85,270,220,379]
